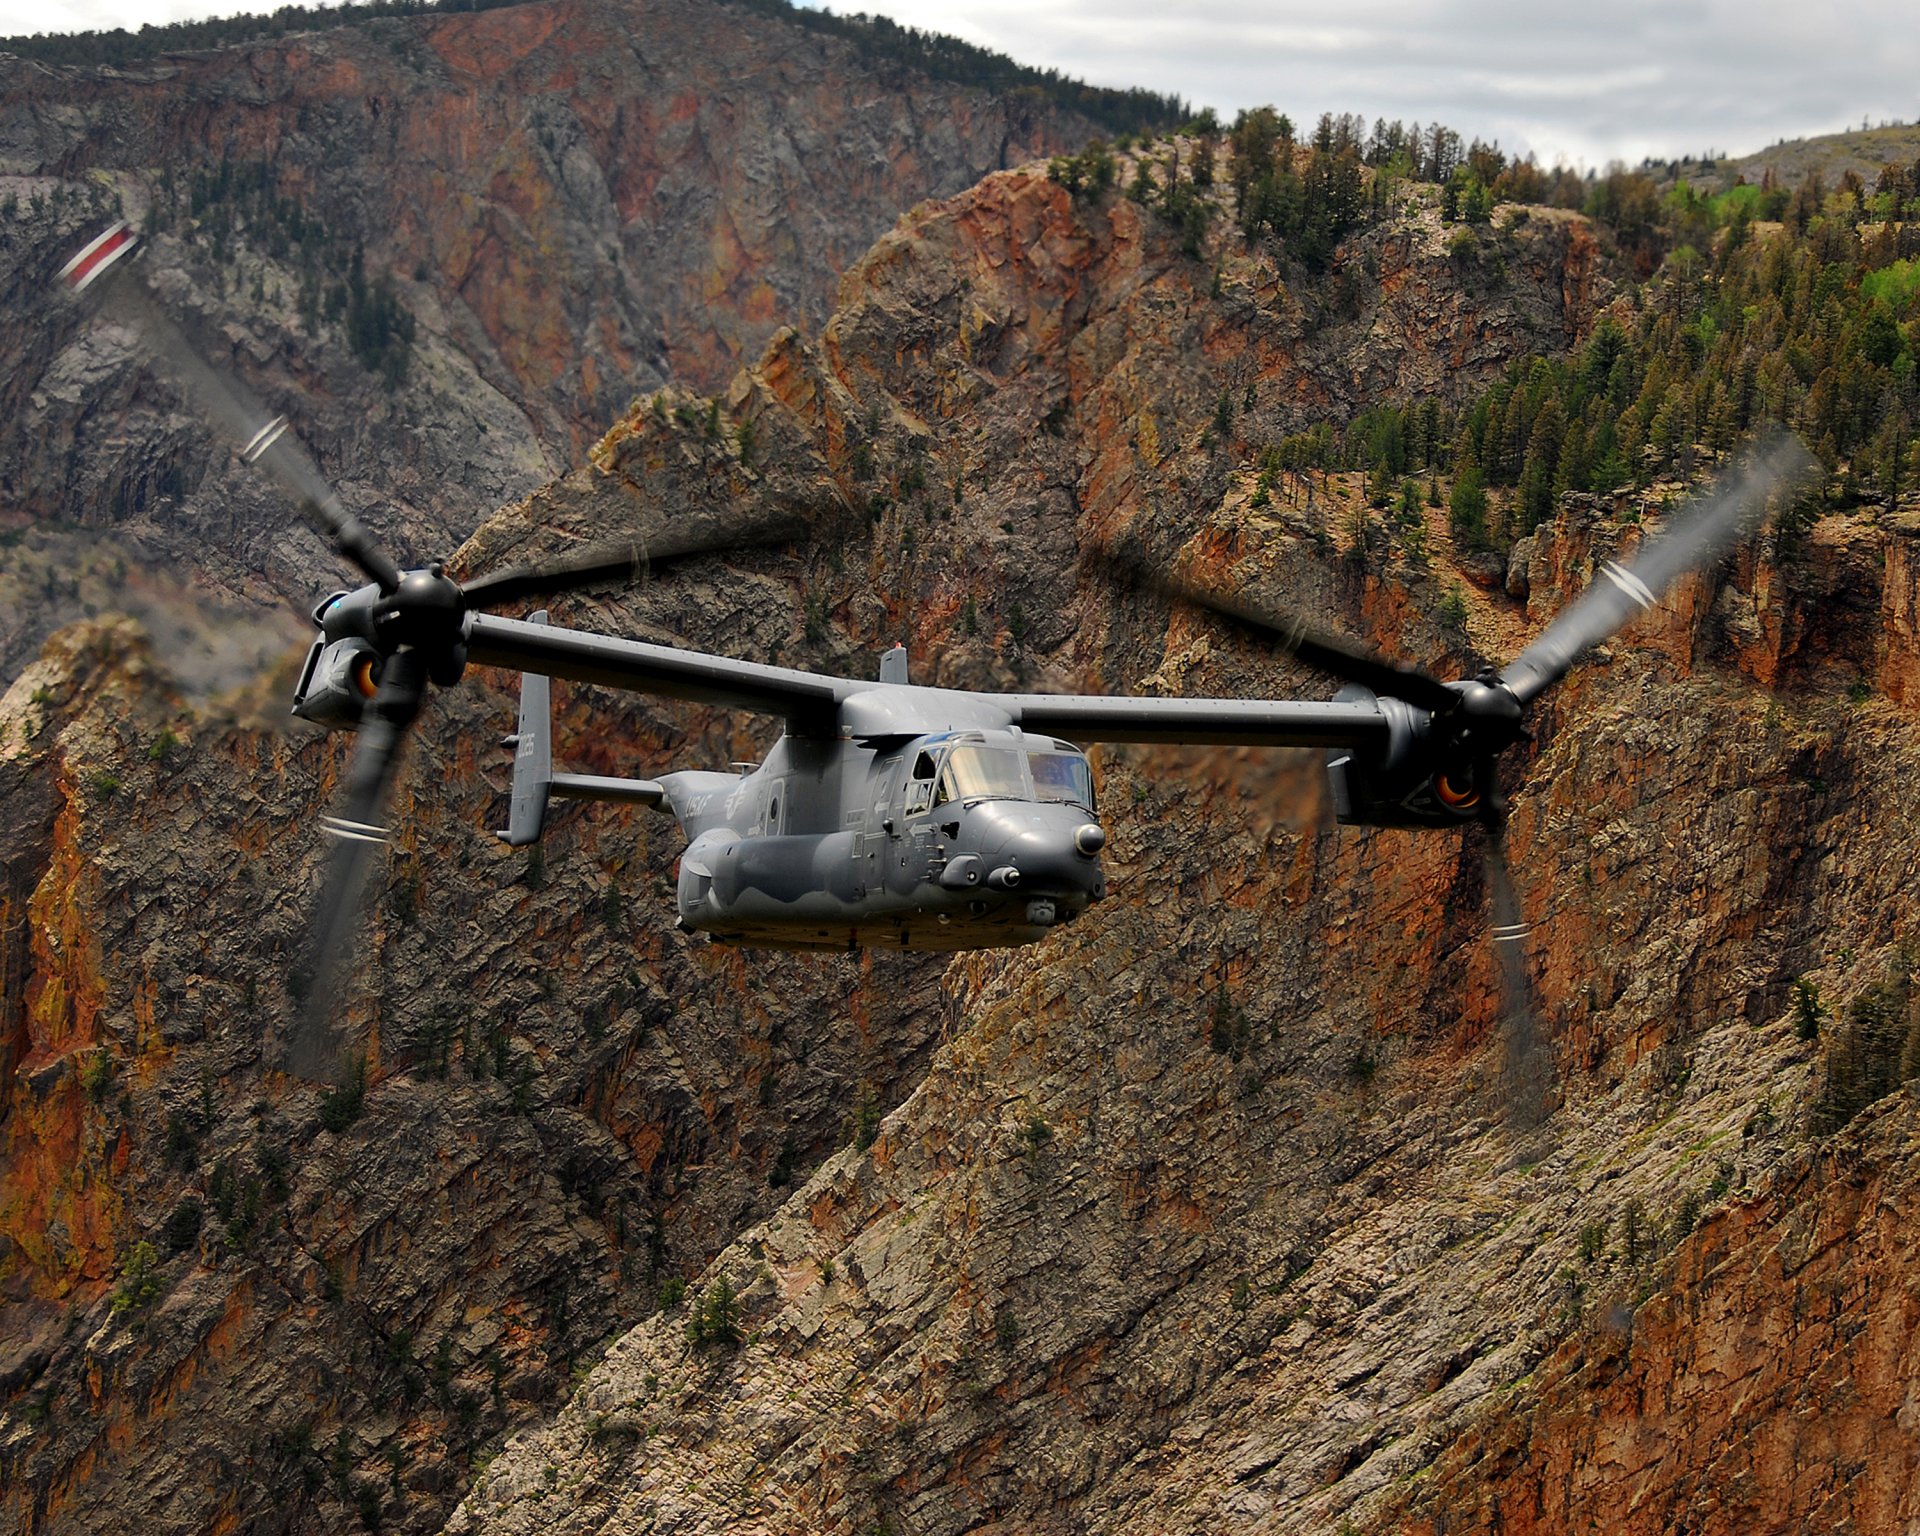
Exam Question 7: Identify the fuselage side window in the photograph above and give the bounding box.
[871,754,900,818]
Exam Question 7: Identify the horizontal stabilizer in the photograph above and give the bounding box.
[550,773,665,807]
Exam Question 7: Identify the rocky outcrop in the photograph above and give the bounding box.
[1878,512,1920,706]
[1384,1089,1920,1536]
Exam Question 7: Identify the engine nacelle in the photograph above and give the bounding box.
[1325,684,1491,829]
[291,636,384,728]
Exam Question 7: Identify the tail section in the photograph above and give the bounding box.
[497,611,666,846]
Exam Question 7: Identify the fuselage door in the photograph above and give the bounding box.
[855,751,901,894]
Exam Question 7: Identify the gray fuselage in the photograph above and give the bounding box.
[663,727,1106,951]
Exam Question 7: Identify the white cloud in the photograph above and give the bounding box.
[804,0,1920,169]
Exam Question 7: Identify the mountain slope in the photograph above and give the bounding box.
[4,85,1919,1536]
[0,0,1103,682]
[1715,123,1920,193]
[443,167,1920,1536]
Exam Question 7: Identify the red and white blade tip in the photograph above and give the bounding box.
[58,221,138,293]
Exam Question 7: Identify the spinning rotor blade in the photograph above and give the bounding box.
[1127,563,1462,715]
[458,510,809,609]
[62,223,402,593]
[286,651,429,1083]
[61,224,428,1083]
[1498,431,1812,706]
[1480,807,1549,1130]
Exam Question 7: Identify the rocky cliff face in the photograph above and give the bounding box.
[0,0,1098,682]
[0,142,1626,1535]
[1383,1092,1920,1536]
[436,169,1920,1536]
[0,7,1104,1528]
[5,111,1918,1536]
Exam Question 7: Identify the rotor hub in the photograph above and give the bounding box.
[1446,677,1526,756]
[376,565,467,652]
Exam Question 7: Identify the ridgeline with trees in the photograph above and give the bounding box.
[1053,109,1920,553]
[728,0,1185,138]
[1,0,1186,139]
[0,0,526,64]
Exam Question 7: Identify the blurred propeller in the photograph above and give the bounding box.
[1098,431,1809,1130]
[287,652,428,1082]
[1479,805,1549,1129]
[1496,429,1813,704]
[457,510,808,610]
[63,224,415,1080]
[60,222,798,1083]
[1117,562,1463,715]
[66,223,402,593]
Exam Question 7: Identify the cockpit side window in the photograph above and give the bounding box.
[906,750,939,816]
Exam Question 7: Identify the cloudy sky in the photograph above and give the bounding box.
[2,0,1915,170]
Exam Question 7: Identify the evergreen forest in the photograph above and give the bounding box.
[1053,109,1920,555]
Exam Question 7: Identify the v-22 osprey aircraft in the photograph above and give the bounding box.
[60,220,1805,1077]
[486,623,1118,951]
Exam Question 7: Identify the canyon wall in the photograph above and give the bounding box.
[2,58,1917,1536]
[0,0,1098,680]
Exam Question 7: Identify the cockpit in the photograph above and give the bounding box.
[902,734,1097,816]
[1026,747,1098,811]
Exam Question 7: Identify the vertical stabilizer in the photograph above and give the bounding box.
[501,611,555,846]
[496,611,666,845]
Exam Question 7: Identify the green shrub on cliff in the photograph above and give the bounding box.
[1813,960,1919,1133]
[110,1241,163,1314]
[685,1276,742,1348]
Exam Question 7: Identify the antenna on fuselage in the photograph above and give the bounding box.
[879,645,908,684]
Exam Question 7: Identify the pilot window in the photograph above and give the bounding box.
[1028,751,1096,811]
[940,745,1028,803]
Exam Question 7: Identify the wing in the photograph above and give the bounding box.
[1005,693,1389,749]
[464,612,849,730]
[467,614,1391,749]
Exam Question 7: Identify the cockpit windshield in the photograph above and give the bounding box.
[938,745,1028,804]
[1028,750,1096,810]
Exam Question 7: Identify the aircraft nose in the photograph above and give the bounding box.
[967,804,1105,900]
[993,825,1105,898]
